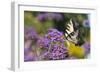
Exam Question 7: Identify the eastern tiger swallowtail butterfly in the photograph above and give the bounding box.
[65,19,79,45]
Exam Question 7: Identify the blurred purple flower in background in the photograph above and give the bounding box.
[82,42,90,55]
[24,27,38,40]
[37,13,63,22]
[24,48,37,62]
[45,13,63,21]
[24,27,38,61]
[24,48,31,55]
[36,13,46,21]
[83,19,90,27]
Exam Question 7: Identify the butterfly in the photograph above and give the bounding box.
[65,19,79,45]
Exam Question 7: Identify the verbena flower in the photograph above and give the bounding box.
[36,37,50,49]
[39,28,68,60]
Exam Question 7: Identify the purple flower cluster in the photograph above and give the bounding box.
[45,29,65,42]
[38,29,68,60]
[37,13,63,21]
[37,37,50,49]
[48,44,68,60]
